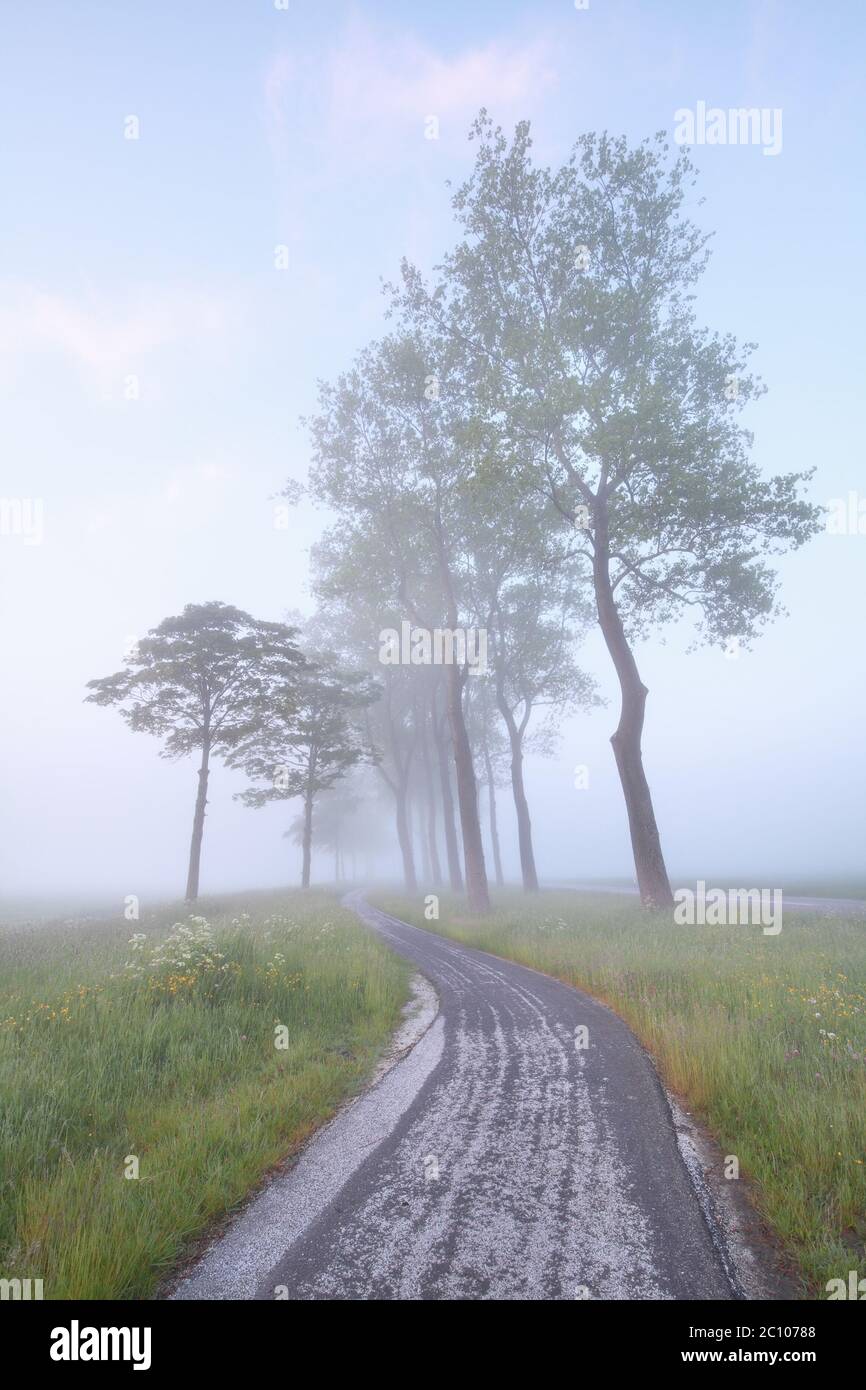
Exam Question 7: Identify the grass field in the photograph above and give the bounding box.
[375,888,866,1297]
[0,890,409,1300]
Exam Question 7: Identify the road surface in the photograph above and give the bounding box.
[174,894,756,1301]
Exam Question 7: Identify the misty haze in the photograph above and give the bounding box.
[1,0,863,1343]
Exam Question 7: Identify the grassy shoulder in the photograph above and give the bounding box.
[373,888,866,1298]
[0,890,409,1300]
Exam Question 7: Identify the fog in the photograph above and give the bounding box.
[1,0,863,907]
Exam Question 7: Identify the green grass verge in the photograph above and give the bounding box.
[0,890,409,1299]
[374,888,866,1298]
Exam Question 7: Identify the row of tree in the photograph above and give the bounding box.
[85,586,586,904]
[296,116,819,909]
[85,603,376,898]
[88,115,821,909]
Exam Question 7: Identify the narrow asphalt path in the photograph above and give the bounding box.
[176,894,743,1301]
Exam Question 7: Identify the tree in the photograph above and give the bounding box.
[458,459,600,891]
[85,601,303,900]
[489,580,599,891]
[307,332,493,911]
[395,116,822,906]
[410,672,444,886]
[230,657,377,889]
[288,772,392,882]
[308,537,428,894]
[364,663,419,893]
[463,676,508,888]
[429,670,465,893]
[286,788,358,883]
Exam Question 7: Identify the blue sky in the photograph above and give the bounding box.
[1,0,864,898]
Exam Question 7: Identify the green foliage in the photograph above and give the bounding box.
[229,658,379,809]
[85,601,304,760]
[0,892,408,1299]
[393,114,823,650]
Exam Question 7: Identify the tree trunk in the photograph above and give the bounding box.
[444,661,490,912]
[482,742,505,888]
[185,741,210,901]
[395,779,417,893]
[433,686,464,893]
[493,674,538,892]
[419,790,432,883]
[506,721,539,892]
[420,709,443,885]
[301,785,314,889]
[433,520,489,913]
[593,503,673,909]
[374,685,417,893]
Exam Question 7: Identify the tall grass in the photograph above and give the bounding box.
[376,889,866,1297]
[0,891,408,1299]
